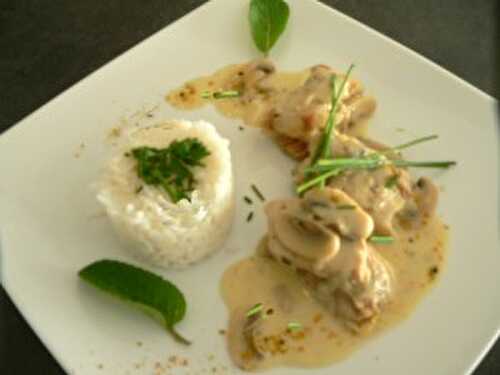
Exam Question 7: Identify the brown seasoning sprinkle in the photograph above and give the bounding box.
[429,266,439,279]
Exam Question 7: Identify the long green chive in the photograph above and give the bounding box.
[287,321,303,331]
[251,184,266,202]
[369,236,394,244]
[392,160,457,168]
[315,158,456,170]
[201,90,241,99]
[301,65,355,191]
[296,169,342,195]
[311,65,355,164]
[246,303,263,318]
[298,157,455,194]
[389,134,439,152]
[316,157,382,169]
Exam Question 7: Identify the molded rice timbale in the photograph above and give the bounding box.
[97,120,234,267]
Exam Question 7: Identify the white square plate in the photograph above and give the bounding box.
[0,0,498,374]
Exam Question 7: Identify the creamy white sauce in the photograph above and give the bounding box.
[167,61,449,370]
[222,219,447,370]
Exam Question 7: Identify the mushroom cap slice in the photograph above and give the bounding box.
[304,187,374,239]
[273,212,340,261]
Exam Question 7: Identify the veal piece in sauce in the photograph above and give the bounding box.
[222,216,447,370]
[167,59,376,160]
[168,59,450,371]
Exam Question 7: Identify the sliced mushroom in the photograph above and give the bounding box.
[268,233,319,274]
[274,213,340,261]
[413,177,439,220]
[303,188,375,239]
[264,189,393,325]
[398,176,439,228]
[243,59,276,94]
[266,200,340,277]
[227,307,264,370]
[325,168,406,235]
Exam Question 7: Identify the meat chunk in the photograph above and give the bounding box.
[303,188,374,239]
[267,65,376,160]
[296,132,411,234]
[398,176,440,228]
[327,168,409,235]
[268,65,332,141]
[264,188,393,323]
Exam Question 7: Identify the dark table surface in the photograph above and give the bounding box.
[0,0,498,374]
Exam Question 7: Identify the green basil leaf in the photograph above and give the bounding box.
[249,0,290,55]
[79,259,190,345]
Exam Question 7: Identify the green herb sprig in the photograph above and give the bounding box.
[249,0,290,55]
[79,260,190,345]
[131,138,210,203]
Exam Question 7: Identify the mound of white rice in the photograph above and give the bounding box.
[97,119,234,267]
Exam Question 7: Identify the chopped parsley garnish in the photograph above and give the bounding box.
[131,138,210,203]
